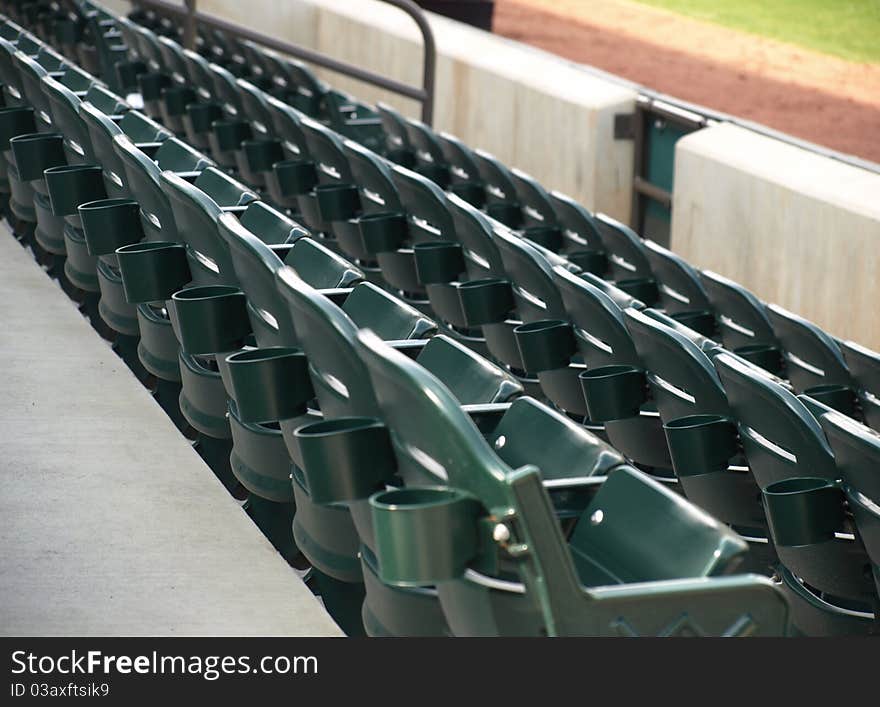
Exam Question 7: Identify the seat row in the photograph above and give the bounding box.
[107,2,880,634]
[0,3,802,636]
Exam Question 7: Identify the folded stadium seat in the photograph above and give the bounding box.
[547,190,609,276]
[157,167,259,489]
[80,5,128,94]
[112,133,212,427]
[375,101,416,167]
[229,76,283,190]
[276,269,528,635]
[203,60,254,171]
[699,269,784,371]
[124,20,170,121]
[479,225,582,392]
[262,94,311,213]
[290,115,363,243]
[509,168,569,251]
[319,88,385,155]
[277,56,333,120]
[77,104,171,347]
[840,341,880,431]
[474,148,522,228]
[176,47,224,152]
[550,267,669,453]
[590,308,776,568]
[351,328,790,636]
[360,162,461,311]
[817,410,880,613]
[435,131,486,207]
[765,304,861,413]
[10,50,100,283]
[337,137,404,285]
[218,237,431,633]
[414,192,508,357]
[712,352,879,635]
[401,115,451,188]
[88,6,145,94]
[4,45,64,248]
[207,207,358,568]
[154,36,199,136]
[40,76,128,305]
[643,239,718,337]
[79,103,170,200]
[593,212,660,305]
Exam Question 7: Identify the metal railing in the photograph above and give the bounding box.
[133,0,437,124]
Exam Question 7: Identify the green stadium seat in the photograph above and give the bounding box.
[713,352,878,635]
[353,328,789,636]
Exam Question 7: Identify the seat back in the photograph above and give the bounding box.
[161,168,258,284]
[625,307,729,420]
[766,304,852,391]
[644,240,712,315]
[595,213,654,282]
[114,134,211,241]
[700,270,778,350]
[714,352,836,488]
[553,267,643,368]
[219,211,299,347]
[548,190,605,255]
[491,225,567,322]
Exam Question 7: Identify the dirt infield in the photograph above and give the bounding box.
[493,0,880,163]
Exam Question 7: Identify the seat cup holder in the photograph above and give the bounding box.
[161,86,197,116]
[358,211,408,254]
[115,60,146,92]
[670,309,717,337]
[295,417,397,506]
[522,225,563,252]
[448,180,485,207]
[210,119,253,153]
[224,347,314,424]
[485,201,522,229]
[79,198,145,256]
[242,138,284,175]
[457,278,514,326]
[803,384,858,417]
[514,319,576,372]
[269,158,317,197]
[414,162,450,188]
[44,164,106,218]
[578,364,648,422]
[615,277,659,305]
[316,183,361,222]
[414,240,465,284]
[733,343,784,375]
[663,414,739,478]
[136,72,171,102]
[184,102,222,135]
[567,249,608,275]
[0,107,36,150]
[10,132,66,182]
[763,477,845,547]
[370,486,482,587]
[169,285,252,356]
[116,241,191,304]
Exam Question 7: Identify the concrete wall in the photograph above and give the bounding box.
[671,123,880,349]
[194,0,637,221]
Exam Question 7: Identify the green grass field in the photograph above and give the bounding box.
[633,0,880,64]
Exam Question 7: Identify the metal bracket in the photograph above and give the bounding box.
[614,113,636,140]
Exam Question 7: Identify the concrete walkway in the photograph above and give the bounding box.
[0,226,341,636]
